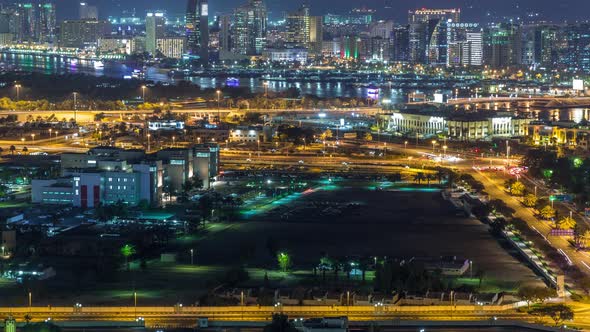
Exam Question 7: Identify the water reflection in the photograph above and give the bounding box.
[0,52,436,100]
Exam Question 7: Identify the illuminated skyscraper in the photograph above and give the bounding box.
[233,0,267,55]
[309,16,323,55]
[483,23,522,68]
[146,12,166,56]
[186,0,209,64]
[16,3,36,42]
[38,3,56,43]
[286,4,310,48]
[79,2,98,20]
[407,8,460,63]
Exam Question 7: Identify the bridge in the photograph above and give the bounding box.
[0,304,530,328]
[0,107,381,123]
[408,96,590,110]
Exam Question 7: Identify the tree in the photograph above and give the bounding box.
[22,146,28,154]
[277,252,291,272]
[120,244,136,271]
[523,194,538,207]
[578,277,590,295]
[528,304,574,326]
[318,256,332,283]
[322,129,333,140]
[539,205,556,220]
[555,216,576,230]
[364,133,373,141]
[574,225,586,248]
[582,230,590,249]
[426,173,436,186]
[510,181,526,196]
[413,172,426,184]
[263,314,298,332]
[22,322,61,332]
[517,286,558,308]
[9,145,15,155]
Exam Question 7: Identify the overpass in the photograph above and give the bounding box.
[0,107,381,123]
[0,304,530,328]
[408,96,590,110]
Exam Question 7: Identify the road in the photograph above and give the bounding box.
[0,305,529,328]
[0,107,380,123]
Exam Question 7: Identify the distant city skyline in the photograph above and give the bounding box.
[2,0,589,22]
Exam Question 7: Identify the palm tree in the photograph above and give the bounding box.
[343,259,353,281]
[22,147,28,154]
[436,169,445,184]
[413,172,426,184]
[358,257,370,282]
[9,145,15,155]
[318,256,332,283]
[120,244,136,271]
[426,174,436,186]
[333,258,342,281]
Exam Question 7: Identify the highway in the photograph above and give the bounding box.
[0,305,529,328]
[0,107,380,123]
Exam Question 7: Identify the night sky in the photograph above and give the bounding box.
[4,0,589,22]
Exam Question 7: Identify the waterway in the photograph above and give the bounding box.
[0,52,438,101]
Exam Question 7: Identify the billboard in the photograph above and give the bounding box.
[433,93,446,103]
[573,79,584,91]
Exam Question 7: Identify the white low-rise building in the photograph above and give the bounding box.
[378,110,531,141]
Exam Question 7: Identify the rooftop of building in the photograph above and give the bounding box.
[381,109,530,121]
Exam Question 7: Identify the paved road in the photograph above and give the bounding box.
[473,169,590,284]
[0,305,528,328]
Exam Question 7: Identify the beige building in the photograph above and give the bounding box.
[156,37,185,59]
[378,110,531,141]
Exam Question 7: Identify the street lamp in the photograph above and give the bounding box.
[15,84,21,101]
[257,139,261,157]
[141,85,147,101]
[172,136,176,148]
[73,92,78,123]
[190,249,194,265]
[443,145,448,157]
[216,90,221,123]
[404,141,408,150]
[147,133,151,152]
[31,134,35,142]
[432,140,436,153]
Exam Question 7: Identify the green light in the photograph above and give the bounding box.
[574,158,583,168]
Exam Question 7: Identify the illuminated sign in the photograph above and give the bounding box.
[573,79,584,91]
[201,3,208,16]
[433,93,445,103]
